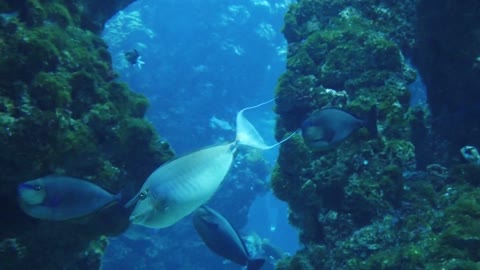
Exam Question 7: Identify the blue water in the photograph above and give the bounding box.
[102,1,299,269]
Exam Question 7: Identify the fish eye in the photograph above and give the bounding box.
[139,191,147,200]
[34,185,42,191]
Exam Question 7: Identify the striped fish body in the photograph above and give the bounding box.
[129,143,235,228]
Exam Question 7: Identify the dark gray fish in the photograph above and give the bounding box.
[301,106,377,150]
[17,175,120,221]
[193,206,265,270]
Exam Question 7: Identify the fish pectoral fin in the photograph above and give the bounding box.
[202,216,220,230]
[311,130,334,144]
[322,129,335,143]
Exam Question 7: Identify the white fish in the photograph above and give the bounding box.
[128,143,236,228]
[127,98,297,228]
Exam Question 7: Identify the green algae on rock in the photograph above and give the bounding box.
[273,1,480,269]
[273,0,426,269]
[0,0,174,269]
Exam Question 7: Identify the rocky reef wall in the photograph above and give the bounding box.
[273,0,480,269]
[415,0,480,159]
[0,0,174,269]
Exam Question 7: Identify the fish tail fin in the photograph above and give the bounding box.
[118,181,140,208]
[246,258,266,270]
[236,97,295,149]
[365,105,378,138]
[235,98,274,150]
[114,192,122,202]
[102,190,122,210]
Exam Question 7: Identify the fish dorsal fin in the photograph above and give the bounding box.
[236,98,297,149]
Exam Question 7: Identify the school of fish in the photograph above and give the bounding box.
[17,98,377,269]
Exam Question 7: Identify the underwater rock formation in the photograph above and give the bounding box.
[0,0,174,269]
[415,0,480,160]
[273,0,480,269]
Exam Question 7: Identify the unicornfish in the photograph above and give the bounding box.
[193,205,265,270]
[127,98,297,229]
[301,105,377,151]
[17,176,121,221]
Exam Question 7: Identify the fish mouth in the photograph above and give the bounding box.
[129,213,160,228]
[129,210,151,225]
[129,214,142,224]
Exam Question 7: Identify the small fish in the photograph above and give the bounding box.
[302,105,377,150]
[127,98,296,229]
[193,206,265,270]
[18,176,120,221]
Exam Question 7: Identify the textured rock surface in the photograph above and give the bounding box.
[0,0,175,269]
[273,0,480,269]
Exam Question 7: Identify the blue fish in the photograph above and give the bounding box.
[301,106,377,150]
[17,176,120,221]
[193,206,265,270]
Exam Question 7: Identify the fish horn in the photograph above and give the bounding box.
[124,192,141,209]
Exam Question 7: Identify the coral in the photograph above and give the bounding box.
[435,189,480,262]
[0,0,174,269]
[30,72,72,110]
[356,244,427,270]
[0,238,27,266]
[77,236,109,268]
[44,2,74,27]
[460,145,480,166]
[449,163,480,186]
[270,134,310,203]
[268,0,479,269]
[276,245,328,270]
